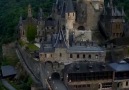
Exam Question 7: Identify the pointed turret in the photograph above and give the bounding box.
[28,4,32,18]
[19,15,23,25]
[65,0,74,13]
[114,6,121,16]
[122,7,126,16]
[54,21,68,48]
[110,0,113,8]
[38,8,43,20]
[107,2,110,8]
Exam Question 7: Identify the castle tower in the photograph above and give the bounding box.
[65,0,76,47]
[105,1,125,39]
[65,0,76,31]
[84,0,104,31]
[28,4,32,18]
[36,8,44,43]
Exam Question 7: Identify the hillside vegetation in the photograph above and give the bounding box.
[0,0,54,44]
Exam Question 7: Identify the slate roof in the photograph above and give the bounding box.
[1,65,17,77]
[65,0,74,13]
[38,8,43,20]
[40,43,55,53]
[67,46,105,53]
[54,22,67,48]
[64,62,112,73]
[109,61,129,72]
[45,18,56,27]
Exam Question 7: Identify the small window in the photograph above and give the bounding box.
[117,83,120,87]
[88,55,91,59]
[51,54,52,57]
[70,54,73,58]
[45,54,46,58]
[60,53,62,57]
[23,31,24,35]
[68,13,70,16]
[77,54,79,58]
[83,54,85,58]
[87,84,90,87]
[126,82,128,86]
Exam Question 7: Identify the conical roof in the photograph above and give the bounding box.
[54,21,67,48]
[65,0,74,13]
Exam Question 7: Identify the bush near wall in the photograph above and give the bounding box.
[26,24,37,42]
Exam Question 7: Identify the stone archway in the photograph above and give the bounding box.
[78,26,85,30]
[45,61,53,68]
[51,72,60,80]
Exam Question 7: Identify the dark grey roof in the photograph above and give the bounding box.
[122,7,126,16]
[114,7,121,16]
[64,62,112,73]
[54,22,67,48]
[109,61,129,72]
[38,8,43,20]
[45,18,56,27]
[61,2,66,18]
[67,46,105,53]
[40,43,55,53]
[1,65,17,77]
[65,0,74,13]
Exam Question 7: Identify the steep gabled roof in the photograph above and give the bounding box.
[38,8,43,20]
[122,7,126,16]
[54,22,67,48]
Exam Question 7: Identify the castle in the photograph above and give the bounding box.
[18,0,129,90]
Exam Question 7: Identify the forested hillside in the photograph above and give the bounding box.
[0,0,54,44]
[114,0,129,20]
[0,0,128,45]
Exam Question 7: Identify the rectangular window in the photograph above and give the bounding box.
[83,54,85,58]
[126,82,128,86]
[87,84,90,87]
[45,54,46,58]
[70,54,73,58]
[77,54,79,58]
[60,53,62,57]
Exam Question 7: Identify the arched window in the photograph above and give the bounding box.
[77,54,79,58]
[70,54,73,58]
[96,55,98,59]
[88,55,91,59]
[83,54,85,58]
[60,53,62,57]
[78,26,85,30]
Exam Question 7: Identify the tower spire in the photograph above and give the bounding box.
[19,15,23,25]
[28,4,32,18]
[38,8,43,20]
[122,7,126,16]
[110,0,113,8]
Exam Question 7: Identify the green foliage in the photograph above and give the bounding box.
[2,56,19,66]
[27,43,39,52]
[7,76,33,90]
[26,24,37,42]
[18,40,26,46]
[0,81,8,90]
[0,0,54,44]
